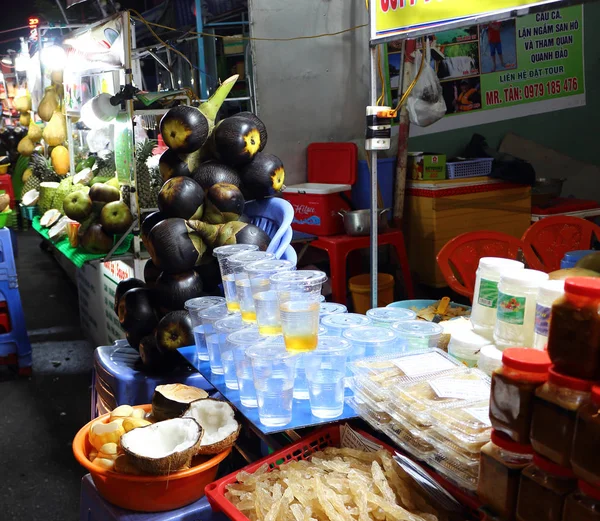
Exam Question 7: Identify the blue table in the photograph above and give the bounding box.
[178,345,357,435]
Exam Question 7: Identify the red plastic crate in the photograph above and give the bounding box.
[205,424,483,520]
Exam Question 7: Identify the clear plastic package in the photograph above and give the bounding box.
[347,379,392,424]
[423,428,483,467]
[384,416,436,460]
[347,397,391,432]
[427,450,479,491]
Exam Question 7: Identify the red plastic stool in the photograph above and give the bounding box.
[310,229,415,305]
[0,175,15,209]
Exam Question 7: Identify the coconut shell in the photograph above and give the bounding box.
[152,383,208,421]
[183,398,240,455]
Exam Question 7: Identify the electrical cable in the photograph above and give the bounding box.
[393,37,426,113]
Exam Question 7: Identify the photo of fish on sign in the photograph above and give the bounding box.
[480,20,517,73]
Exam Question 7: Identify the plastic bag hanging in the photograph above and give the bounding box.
[406,39,446,127]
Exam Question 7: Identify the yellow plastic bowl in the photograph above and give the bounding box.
[72,404,231,512]
[0,164,9,174]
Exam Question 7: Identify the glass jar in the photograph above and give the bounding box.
[547,278,600,380]
[516,454,577,521]
[533,280,565,351]
[572,386,600,487]
[471,258,525,340]
[530,368,592,466]
[478,430,533,521]
[490,347,551,443]
[494,269,550,349]
[563,481,600,521]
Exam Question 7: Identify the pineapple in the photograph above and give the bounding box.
[22,174,41,194]
[96,150,115,178]
[30,152,60,183]
[135,140,158,210]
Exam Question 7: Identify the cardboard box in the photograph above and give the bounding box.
[408,152,447,181]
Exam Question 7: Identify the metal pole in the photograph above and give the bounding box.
[54,0,70,25]
[194,0,210,99]
[369,45,379,308]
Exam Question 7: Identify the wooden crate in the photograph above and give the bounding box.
[404,184,531,287]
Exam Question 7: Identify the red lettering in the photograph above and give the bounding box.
[410,0,416,5]
[389,0,398,9]
[381,0,389,12]
[485,90,502,106]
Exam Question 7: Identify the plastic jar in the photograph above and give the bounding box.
[547,278,600,380]
[490,347,551,444]
[471,258,525,340]
[516,454,577,521]
[478,430,534,521]
[342,326,400,358]
[366,307,416,328]
[320,313,371,337]
[391,320,443,351]
[533,280,565,351]
[572,386,600,487]
[493,269,549,350]
[448,328,493,368]
[530,367,592,467]
[478,344,504,376]
[563,481,600,521]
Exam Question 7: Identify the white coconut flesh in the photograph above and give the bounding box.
[40,209,61,227]
[22,189,40,206]
[121,418,201,459]
[73,168,93,185]
[184,399,238,447]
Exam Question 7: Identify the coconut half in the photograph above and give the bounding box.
[183,398,240,455]
[22,189,40,206]
[152,383,208,421]
[48,216,70,241]
[40,208,61,227]
[73,167,94,186]
[120,417,202,475]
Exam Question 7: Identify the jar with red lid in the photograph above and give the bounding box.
[572,386,600,486]
[516,454,577,521]
[547,277,600,380]
[563,481,600,521]
[490,347,551,443]
[530,367,593,466]
[478,430,534,521]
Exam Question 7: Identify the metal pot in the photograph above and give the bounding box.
[532,178,566,206]
[338,209,389,236]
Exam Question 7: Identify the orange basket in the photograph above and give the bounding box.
[72,404,231,512]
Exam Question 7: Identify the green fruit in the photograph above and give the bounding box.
[106,177,120,190]
[100,201,134,235]
[63,191,93,222]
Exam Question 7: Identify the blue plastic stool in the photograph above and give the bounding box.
[0,228,31,375]
[560,250,597,269]
[244,198,294,259]
[92,340,214,418]
[79,474,228,521]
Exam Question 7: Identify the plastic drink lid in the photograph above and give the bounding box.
[228,251,274,268]
[184,296,226,310]
[318,325,328,335]
[491,429,533,454]
[213,244,259,258]
[322,313,371,329]
[501,347,551,373]
[199,304,229,320]
[479,257,525,270]
[227,327,264,346]
[591,385,600,405]
[538,280,565,301]
[343,326,397,344]
[215,314,248,333]
[270,270,327,288]
[499,269,549,288]
[314,336,351,353]
[533,454,575,478]
[392,320,443,338]
[366,307,417,323]
[319,303,347,316]
[245,259,295,275]
[548,366,594,392]
[564,277,600,298]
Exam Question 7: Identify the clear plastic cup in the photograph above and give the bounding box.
[279,291,321,352]
[213,244,259,312]
[342,325,401,358]
[294,354,310,400]
[270,270,327,295]
[319,295,326,302]
[185,296,226,362]
[319,302,347,318]
[247,339,298,427]
[318,325,329,336]
[304,336,351,419]
[321,313,372,337]
[199,303,230,374]
[227,251,275,323]
[392,320,444,350]
[214,314,248,377]
[254,290,283,336]
[366,307,417,328]
[227,327,267,408]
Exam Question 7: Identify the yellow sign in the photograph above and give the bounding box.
[372,0,561,40]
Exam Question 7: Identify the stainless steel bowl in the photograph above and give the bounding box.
[338,209,389,236]
[532,178,565,206]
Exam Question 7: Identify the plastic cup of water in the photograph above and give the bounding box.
[199,303,230,374]
[366,307,417,328]
[321,313,372,337]
[185,297,226,362]
[319,302,347,319]
[270,270,327,294]
[227,327,267,408]
[293,329,340,399]
[391,320,444,351]
[253,289,283,336]
[246,339,298,427]
[214,314,248,377]
[342,325,401,358]
[304,336,351,419]
[213,244,259,312]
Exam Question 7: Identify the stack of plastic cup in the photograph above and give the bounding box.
[185,296,226,362]
[319,302,347,319]
[245,259,296,335]
[227,327,267,408]
[271,270,327,353]
[246,338,298,427]
[227,251,275,323]
[214,314,248,376]
[304,336,351,419]
[366,307,417,328]
[213,244,259,312]
[392,320,444,350]
[343,326,401,358]
[199,303,230,374]
[321,313,372,337]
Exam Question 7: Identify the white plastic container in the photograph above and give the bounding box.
[533,280,565,351]
[391,320,443,351]
[470,258,525,340]
[477,344,503,376]
[448,328,493,368]
[366,307,417,328]
[493,269,549,350]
